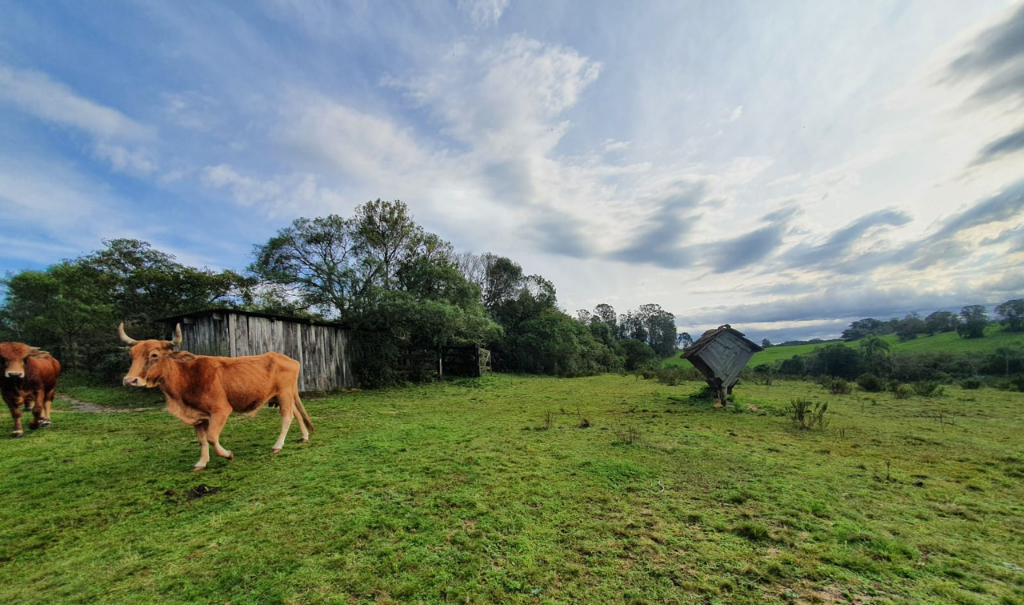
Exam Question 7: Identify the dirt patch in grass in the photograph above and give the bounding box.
[58,396,154,413]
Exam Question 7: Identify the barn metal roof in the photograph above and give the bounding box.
[156,307,349,329]
[680,324,763,360]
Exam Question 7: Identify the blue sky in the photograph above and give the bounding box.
[1,0,1023,342]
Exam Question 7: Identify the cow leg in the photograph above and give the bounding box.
[293,391,310,443]
[8,403,23,438]
[37,390,51,427]
[271,401,294,454]
[193,421,211,471]
[44,388,55,424]
[206,411,233,461]
[29,390,45,430]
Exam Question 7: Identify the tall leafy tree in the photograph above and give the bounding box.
[593,303,616,330]
[250,215,362,316]
[251,202,499,386]
[924,310,957,335]
[354,199,425,291]
[995,299,1024,332]
[957,305,988,339]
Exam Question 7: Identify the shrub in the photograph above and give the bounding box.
[993,379,1022,392]
[689,384,715,401]
[856,373,884,393]
[790,398,829,430]
[655,366,698,386]
[828,378,852,395]
[960,377,982,390]
[892,384,914,400]
[912,380,942,398]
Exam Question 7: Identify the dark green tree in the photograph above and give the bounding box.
[924,310,957,335]
[956,305,988,339]
[995,299,1024,332]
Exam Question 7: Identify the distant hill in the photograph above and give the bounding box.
[662,324,1024,369]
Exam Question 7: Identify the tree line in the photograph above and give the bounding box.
[840,301,1023,342]
[0,200,678,387]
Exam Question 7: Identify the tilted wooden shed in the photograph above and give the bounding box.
[158,309,355,392]
[680,324,763,403]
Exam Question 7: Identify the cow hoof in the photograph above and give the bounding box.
[226,452,234,460]
[271,448,282,454]
[11,432,23,439]
[299,437,309,443]
[192,465,206,472]
[39,420,51,427]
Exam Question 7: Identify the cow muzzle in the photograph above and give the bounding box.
[123,376,146,387]
[5,371,24,378]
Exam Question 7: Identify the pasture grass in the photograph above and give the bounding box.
[2,374,1023,604]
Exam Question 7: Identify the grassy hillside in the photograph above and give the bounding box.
[663,325,1024,369]
[2,375,1023,604]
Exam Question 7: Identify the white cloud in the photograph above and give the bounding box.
[280,96,428,183]
[0,156,129,248]
[0,64,151,140]
[727,105,743,122]
[457,0,510,29]
[766,173,802,187]
[93,143,157,175]
[162,91,221,131]
[603,139,631,152]
[202,164,345,217]
[389,35,602,159]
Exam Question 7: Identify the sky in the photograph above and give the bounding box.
[1,0,1023,343]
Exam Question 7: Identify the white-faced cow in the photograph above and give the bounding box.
[0,342,61,438]
[119,323,313,470]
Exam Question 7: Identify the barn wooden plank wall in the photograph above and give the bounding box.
[700,331,756,389]
[175,312,354,392]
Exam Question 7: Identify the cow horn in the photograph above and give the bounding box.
[170,324,183,347]
[118,322,138,345]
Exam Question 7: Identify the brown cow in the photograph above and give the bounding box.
[119,323,313,470]
[0,342,61,438]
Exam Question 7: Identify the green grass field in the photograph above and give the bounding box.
[662,325,1024,369]
[2,375,1023,604]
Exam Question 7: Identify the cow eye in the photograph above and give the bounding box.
[150,352,160,359]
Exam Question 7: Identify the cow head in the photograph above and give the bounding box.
[0,341,39,379]
[119,323,184,388]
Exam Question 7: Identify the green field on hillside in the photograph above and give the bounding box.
[662,325,1024,369]
[2,375,1023,604]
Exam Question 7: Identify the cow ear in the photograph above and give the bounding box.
[169,351,198,361]
[28,350,51,359]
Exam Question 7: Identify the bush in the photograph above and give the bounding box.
[654,365,698,386]
[892,384,914,400]
[912,380,942,398]
[993,377,1024,392]
[790,398,829,430]
[856,373,884,393]
[960,377,983,390]
[827,378,852,395]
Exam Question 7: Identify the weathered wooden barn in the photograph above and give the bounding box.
[680,324,762,403]
[158,309,355,392]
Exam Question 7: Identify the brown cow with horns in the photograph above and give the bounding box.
[1,342,61,438]
[119,323,313,470]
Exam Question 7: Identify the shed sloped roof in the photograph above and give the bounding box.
[680,324,763,360]
[156,307,348,329]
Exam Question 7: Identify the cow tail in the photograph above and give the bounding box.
[294,393,314,434]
